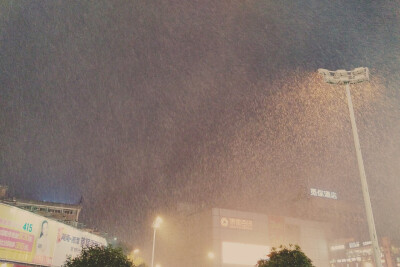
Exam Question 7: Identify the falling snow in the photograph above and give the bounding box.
[1,0,400,265]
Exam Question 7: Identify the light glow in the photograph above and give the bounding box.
[318,67,369,84]
[152,216,163,229]
[330,244,345,251]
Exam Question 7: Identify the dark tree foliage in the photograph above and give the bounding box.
[63,245,135,267]
[257,244,314,267]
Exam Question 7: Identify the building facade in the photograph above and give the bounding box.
[165,207,331,267]
[0,186,82,228]
[1,199,82,228]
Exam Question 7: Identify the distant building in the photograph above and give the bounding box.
[0,185,82,227]
[158,206,331,267]
[2,198,82,227]
[292,191,368,240]
[157,201,395,267]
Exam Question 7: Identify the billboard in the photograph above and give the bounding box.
[0,203,106,266]
[51,224,105,266]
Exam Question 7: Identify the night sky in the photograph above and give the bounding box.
[1,0,400,251]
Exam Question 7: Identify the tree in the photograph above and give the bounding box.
[63,245,135,267]
[256,244,314,267]
[127,250,147,267]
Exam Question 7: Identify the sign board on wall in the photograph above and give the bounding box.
[347,241,372,249]
[51,223,106,266]
[0,203,107,266]
[310,188,338,199]
[220,217,253,230]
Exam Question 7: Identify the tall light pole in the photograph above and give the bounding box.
[318,67,382,267]
[151,216,163,267]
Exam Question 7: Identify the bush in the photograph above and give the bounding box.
[63,245,135,267]
[256,244,314,267]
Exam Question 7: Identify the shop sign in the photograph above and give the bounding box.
[348,241,360,248]
[220,217,253,230]
[310,188,338,199]
[330,244,345,251]
[346,240,372,249]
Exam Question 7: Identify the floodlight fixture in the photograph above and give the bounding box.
[318,67,369,85]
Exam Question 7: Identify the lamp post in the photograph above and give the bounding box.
[151,216,163,267]
[318,67,382,267]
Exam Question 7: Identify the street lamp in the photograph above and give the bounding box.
[318,67,382,267]
[151,216,163,267]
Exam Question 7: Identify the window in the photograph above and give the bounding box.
[63,209,73,214]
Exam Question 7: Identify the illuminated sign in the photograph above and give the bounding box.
[362,241,372,246]
[346,240,372,249]
[52,225,105,266]
[0,203,107,266]
[330,244,345,251]
[220,217,253,230]
[310,188,337,199]
[348,242,360,248]
[222,242,269,265]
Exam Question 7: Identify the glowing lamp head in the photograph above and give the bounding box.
[208,252,215,259]
[133,248,140,254]
[318,67,369,85]
[152,216,163,229]
[318,68,329,75]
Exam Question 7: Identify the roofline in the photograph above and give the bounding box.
[3,198,82,209]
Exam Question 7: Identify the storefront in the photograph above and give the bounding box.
[327,240,400,267]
